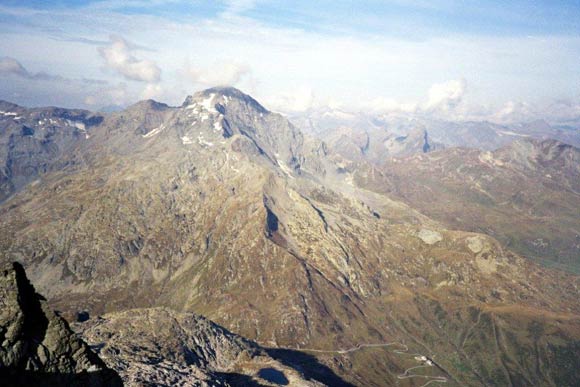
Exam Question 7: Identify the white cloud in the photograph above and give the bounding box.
[490,99,580,125]
[182,60,251,87]
[0,55,108,95]
[543,100,580,125]
[0,56,66,81]
[266,86,315,113]
[98,35,161,82]
[0,2,579,126]
[352,79,464,117]
[424,78,466,112]
[492,100,533,123]
[140,83,164,100]
[83,95,98,106]
[370,97,417,114]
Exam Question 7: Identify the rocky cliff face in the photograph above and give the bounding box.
[0,262,122,386]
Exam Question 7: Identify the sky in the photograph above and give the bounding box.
[0,0,579,124]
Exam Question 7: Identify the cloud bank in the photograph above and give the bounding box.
[0,56,65,81]
[0,2,578,126]
[183,60,251,87]
[425,79,466,112]
[98,36,161,82]
[0,56,107,86]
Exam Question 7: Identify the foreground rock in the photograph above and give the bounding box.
[75,307,325,386]
[0,262,122,386]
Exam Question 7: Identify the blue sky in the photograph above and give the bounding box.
[0,0,579,123]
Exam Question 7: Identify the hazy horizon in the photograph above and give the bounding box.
[0,0,579,124]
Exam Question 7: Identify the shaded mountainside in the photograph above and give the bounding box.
[75,308,346,387]
[74,308,329,386]
[0,100,104,203]
[0,262,122,386]
[354,139,580,272]
[0,88,579,386]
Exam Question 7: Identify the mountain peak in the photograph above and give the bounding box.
[182,86,268,114]
[127,99,169,111]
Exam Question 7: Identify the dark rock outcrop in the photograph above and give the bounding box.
[0,262,122,386]
[75,307,326,386]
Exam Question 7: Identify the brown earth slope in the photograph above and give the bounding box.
[353,139,580,272]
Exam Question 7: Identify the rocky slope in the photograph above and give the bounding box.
[0,261,121,386]
[0,87,579,386]
[74,307,325,386]
[0,100,103,203]
[354,139,580,272]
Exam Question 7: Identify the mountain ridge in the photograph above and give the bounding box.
[0,87,579,386]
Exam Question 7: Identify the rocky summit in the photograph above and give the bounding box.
[0,87,579,386]
[0,262,122,386]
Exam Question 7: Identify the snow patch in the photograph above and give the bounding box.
[142,124,165,138]
[181,135,194,145]
[322,110,354,120]
[497,130,530,137]
[67,120,86,131]
[213,119,222,132]
[277,159,295,179]
[197,135,213,147]
[200,93,217,113]
[344,174,354,186]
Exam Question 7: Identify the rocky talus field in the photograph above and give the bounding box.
[0,87,579,386]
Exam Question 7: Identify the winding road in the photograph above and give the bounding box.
[267,341,449,387]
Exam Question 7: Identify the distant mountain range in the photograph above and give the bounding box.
[292,108,580,161]
[0,88,579,386]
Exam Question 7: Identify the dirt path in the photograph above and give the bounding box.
[267,341,449,386]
